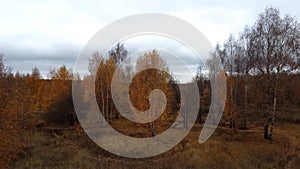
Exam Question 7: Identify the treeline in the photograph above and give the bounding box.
[204,7,300,140]
[86,45,181,136]
[0,57,76,166]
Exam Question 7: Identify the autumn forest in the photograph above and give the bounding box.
[0,7,300,169]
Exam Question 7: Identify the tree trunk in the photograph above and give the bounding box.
[264,108,270,139]
[110,93,113,123]
[229,78,235,129]
[263,76,270,139]
[233,79,237,129]
[69,113,75,126]
[242,76,248,130]
[106,86,109,124]
[100,78,105,125]
[151,122,155,136]
[229,79,232,128]
[199,112,202,124]
[115,111,119,119]
[269,74,278,140]
[184,109,188,130]
[264,123,269,139]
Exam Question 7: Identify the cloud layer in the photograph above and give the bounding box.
[0,0,299,79]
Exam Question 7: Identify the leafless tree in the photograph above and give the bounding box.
[247,7,300,139]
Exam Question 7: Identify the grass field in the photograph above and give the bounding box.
[9,120,300,169]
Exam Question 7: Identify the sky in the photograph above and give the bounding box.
[0,0,299,81]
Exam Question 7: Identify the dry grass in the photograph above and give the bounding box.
[8,122,300,169]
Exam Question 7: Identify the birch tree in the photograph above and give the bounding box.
[249,7,300,139]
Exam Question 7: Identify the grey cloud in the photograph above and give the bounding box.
[2,42,79,76]
[1,0,300,80]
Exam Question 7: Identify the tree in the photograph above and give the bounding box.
[0,53,14,115]
[48,65,73,80]
[93,55,116,124]
[249,7,300,139]
[103,56,116,123]
[31,67,41,79]
[0,53,4,76]
[108,43,129,119]
[0,53,8,110]
[43,65,75,125]
[235,27,256,129]
[217,35,240,129]
[0,54,24,168]
[88,52,106,123]
[89,51,118,124]
[130,50,173,136]
[88,51,103,78]
[211,7,300,139]
[109,42,128,65]
[90,44,129,122]
[194,65,210,124]
[16,67,43,128]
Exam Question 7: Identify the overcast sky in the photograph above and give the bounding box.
[0,0,299,80]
